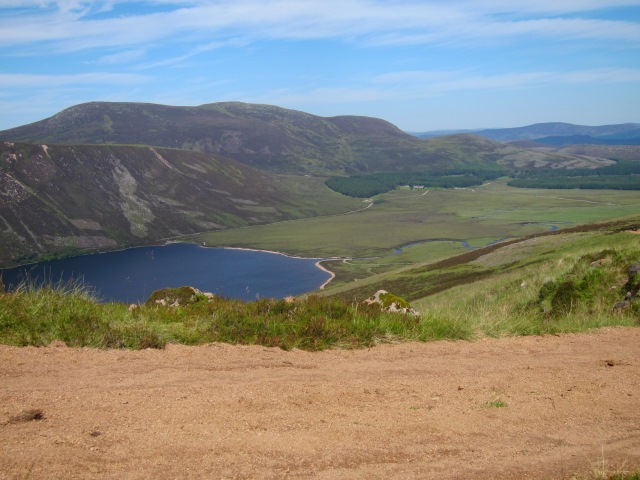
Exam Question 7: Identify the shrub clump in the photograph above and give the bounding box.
[0,284,445,351]
[535,251,635,317]
[145,286,212,307]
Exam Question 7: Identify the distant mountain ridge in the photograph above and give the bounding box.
[532,134,640,147]
[412,122,640,143]
[0,102,613,176]
[478,122,640,143]
[0,102,420,175]
[409,129,480,139]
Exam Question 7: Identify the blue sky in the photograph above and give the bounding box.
[1,0,639,131]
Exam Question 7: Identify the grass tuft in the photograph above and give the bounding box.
[0,281,459,351]
[484,400,508,408]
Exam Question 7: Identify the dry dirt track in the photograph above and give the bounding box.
[1,327,639,480]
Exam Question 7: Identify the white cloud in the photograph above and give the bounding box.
[2,0,638,52]
[0,72,150,88]
[456,0,640,15]
[262,67,640,109]
[374,68,640,94]
[368,17,640,46]
[132,38,247,70]
[94,48,146,65]
[480,18,640,42]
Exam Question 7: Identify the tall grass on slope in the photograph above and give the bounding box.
[412,234,640,337]
[0,280,164,349]
[0,282,470,350]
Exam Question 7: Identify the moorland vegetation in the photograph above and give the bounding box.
[1,215,638,351]
[0,101,639,353]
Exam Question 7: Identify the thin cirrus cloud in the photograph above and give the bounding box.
[2,0,639,51]
[94,49,147,65]
[453,0,640,14]
[0,2,465,50]
[0,72,150,88]
[375,68,640,90]
[132,39,248,70]
[263,68,640,107]
[433,69,640,91]
[365,17,640,47]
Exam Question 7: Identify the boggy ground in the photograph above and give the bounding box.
[1,327,639,479]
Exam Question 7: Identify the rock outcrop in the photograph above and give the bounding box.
[146,286,215,307]
[613,263,640,311]
[363,290,419,316]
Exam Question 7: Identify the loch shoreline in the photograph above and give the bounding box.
[218,245,340,291]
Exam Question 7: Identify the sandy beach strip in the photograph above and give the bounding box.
[218,245,342,291]
[316,260,336,289]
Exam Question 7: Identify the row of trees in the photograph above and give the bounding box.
[326,161,640,198]
[507,160,640,190]
[508,175,640,190]
[325,169,504,197]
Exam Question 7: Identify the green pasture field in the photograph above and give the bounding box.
[192,179,640,286]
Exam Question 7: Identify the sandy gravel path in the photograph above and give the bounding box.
[1,327,639,479]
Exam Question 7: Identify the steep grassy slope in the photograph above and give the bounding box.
[0,102,611,175]
[0,142,359,266]
[325,215,640,312]
[409,222,640,338]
